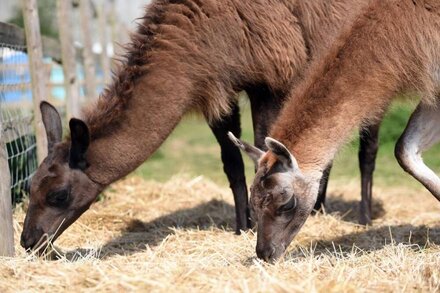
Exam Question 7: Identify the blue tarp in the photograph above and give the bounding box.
[0,51,32,103]
[1,50,104,104]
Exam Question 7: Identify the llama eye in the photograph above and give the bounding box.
[278,196,296,214]
[46,189,70,207]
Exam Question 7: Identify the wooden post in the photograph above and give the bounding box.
[109,0,122,69]
[0,118,14,257]
[57,0,81,119]
[21,0,48,163]
[79,0,97,99]
[97,1,111,86]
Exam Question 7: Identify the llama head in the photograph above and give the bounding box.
[228,132,320,262]
[20,102,102,254]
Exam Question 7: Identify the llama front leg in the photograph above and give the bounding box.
[358,123,380,225]
[210,103,251,234]
[395,101,440,199]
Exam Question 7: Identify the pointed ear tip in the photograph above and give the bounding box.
[227,132,238,142]
[69,118,77,127]
[69,118,89,131]
[40,100,53,110]
[264,137,276,146]
[69,117,85,124]
[227,132,245,149]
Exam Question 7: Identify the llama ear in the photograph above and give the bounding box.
[69,118,90,170]
[40,101,62,153]
[228,132,264,165]
[265,137,299,171]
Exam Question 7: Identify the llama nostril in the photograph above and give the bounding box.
[20,228,44,251]
[256,246,273,262]
[20,234,26,248]
[20,235,36,250]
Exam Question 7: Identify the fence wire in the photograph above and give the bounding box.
[0,43,37,205]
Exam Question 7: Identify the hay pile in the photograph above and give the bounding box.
[1,175,440,292]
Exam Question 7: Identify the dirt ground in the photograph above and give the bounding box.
[1,175,440,292]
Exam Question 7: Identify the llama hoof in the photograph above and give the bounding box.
[359,215,372,226]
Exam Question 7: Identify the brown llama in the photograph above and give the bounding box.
[231,0,440,262]
[20,0,371,252]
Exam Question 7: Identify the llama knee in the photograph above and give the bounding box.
[395,136,417,174]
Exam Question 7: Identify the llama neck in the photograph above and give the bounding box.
[83,68,192,186]
[270,31,403,173]
[271,67,395,173]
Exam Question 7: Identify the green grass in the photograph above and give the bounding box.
[134,100,440,190]
[333,102,440,188]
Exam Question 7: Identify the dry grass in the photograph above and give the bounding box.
[2,175,440,292]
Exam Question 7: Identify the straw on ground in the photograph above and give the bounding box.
[1,175,440,292]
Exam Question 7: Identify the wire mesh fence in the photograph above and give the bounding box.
[0,43,77,205]
[0,43,37,205]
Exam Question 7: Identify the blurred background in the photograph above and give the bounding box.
[1,0,150,34]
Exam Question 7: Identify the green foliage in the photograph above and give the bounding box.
[8,0,59,38]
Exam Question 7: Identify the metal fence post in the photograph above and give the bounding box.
[0,118,14,257]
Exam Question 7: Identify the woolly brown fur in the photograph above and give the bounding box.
[270,0,440,171]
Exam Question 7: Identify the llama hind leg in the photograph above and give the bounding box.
[395,101,440,200]
[210,103,250,234]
